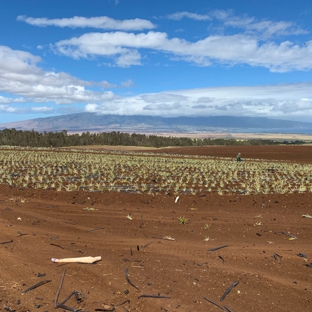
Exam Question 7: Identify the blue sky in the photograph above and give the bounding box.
[0,0,312,124]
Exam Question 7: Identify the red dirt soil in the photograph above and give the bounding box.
[1,145,312,312]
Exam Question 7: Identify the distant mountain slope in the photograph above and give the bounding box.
[1,113,312,133]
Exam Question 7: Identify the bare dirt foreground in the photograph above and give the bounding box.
[1,146,312,312]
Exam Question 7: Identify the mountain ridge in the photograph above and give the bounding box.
[0,113,312,133]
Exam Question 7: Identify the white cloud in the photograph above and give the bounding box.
[0,105,18,113]
[0,45,116,104]
[53,30,312,72]
[0,95,25,104]
[17,15,156,31]
[211,10,309,38]
[166,12,211,21]
[167,10,308,38]
[31,106,54,112]
[115,49,141,67]
[141,93,187,103]
[85,103,99,112]
[121,79,134,88]
[0,104,55,114]
[82,82,312,122]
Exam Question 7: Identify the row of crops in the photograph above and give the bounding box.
[0,147,311,195]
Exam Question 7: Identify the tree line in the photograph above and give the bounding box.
[0,128,306,148]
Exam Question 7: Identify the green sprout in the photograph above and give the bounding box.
[177,216,188,224]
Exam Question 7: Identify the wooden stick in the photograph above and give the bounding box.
[124,268,140,291]
[138,294,170,299]
[208,245,228,252]
[220,281,239,301]
[51,256,101,264]
[22,280,51,294]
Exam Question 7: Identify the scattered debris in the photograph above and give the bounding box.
[54,269,86,311]
[197,262,208,266]
[143,242,153,248]
[17,217,22,221]
[273,253,283,261]
[51,256,101,264]
[220,281,239,301]
[95,305,115,311]
[254,221,262,226]
[203,297,224,311]
[126,214,133,220]
[152,236,175,241]
[86,227,105,232]
[219,255,225,264]
[297,253,307,259]
[124,267,140,291]
[22,280,52,294]
[50,243,65,249]
[115,299,130,306]
[208,245,228,252]
[0,240,13,245]
[82,207,97,211]
[138,294,171,299]
[174,196,180,203]
[304,263,312,268]
[302,214,312,219]
[139,215,144,228]
[281,232,298,240]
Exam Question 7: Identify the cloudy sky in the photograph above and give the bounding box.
[0,0,312,124]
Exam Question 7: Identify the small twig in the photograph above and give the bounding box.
[273,253,283,261]
[0,240,13,245]
[50,243,65,249]
[17,231,28,237]
[152,236,175,241]
[203,297,225,311]
[86,227,105,233]
[54,269,66,308]
[95,307,115,312]
[22,280,52,294]
[197,262,208,266]
[54,270,86,312]
[220,281,239,301]
[219,255,225,263]
[281,232,298,240]
[139,215,144,228]
[124,268,140,291]
[54,270,86,310]
[208,245,228,252]
[143,242,153,248]
[115,299,130,306]
[224,306,234,312]
[138,294,171,299]
[58,291,84,307]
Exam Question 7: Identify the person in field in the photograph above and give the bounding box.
[236,153,242,162]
